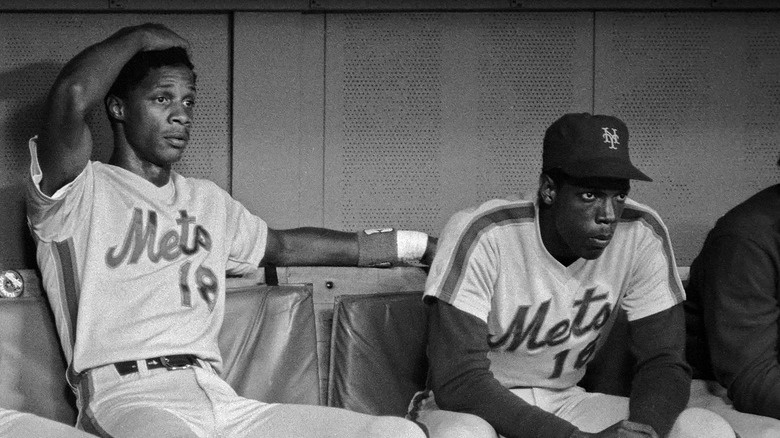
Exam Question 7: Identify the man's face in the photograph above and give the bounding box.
[121,65,196,168]
[543,175,631,263]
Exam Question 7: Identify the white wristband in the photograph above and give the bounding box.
[396,230,429,264]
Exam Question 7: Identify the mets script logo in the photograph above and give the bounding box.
[602,127,620,150]
[105,209,219,311]
[488,288,612,379]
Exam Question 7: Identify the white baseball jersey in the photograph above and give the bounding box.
[424,196,684,390]
[26,138,268,375]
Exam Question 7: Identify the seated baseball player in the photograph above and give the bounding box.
[684,157,780,437]
[407,113,736,438]
[26,23,437,438]
[0,408,97,437]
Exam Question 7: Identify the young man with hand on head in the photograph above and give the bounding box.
[26,23,433,438]
[408,113,735,438]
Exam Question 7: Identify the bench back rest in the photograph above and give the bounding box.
[327,291,428,416]
[0,277,319,424]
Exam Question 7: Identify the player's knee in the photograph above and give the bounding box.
[368,416,428,438]
[443,414,496,438]
[421,412,497,438]
[669,407,736,438]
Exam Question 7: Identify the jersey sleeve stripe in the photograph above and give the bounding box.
[620,206,685,303]
[54,239,81,351]
[438,204,535,303]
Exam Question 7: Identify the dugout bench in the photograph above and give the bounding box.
[0,266,731,436]
[0,270,320,425]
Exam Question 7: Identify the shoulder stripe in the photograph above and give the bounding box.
[54,239,80,351]
[620,206,684,302]
[439,204,534,303]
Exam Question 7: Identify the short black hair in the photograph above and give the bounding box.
[107,47,194,99]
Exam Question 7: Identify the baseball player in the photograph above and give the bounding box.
[408,113,735,438]
[26,23,432,437]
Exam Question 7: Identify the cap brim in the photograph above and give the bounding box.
[562,157,653,182]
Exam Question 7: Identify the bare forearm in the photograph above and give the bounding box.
[262,227,435,268]
[37,31,146,195]
[263,227,358,267]
[47,27,146,117]
[47,24,187,114]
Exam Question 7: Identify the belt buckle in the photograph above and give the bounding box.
[160,355,193,371]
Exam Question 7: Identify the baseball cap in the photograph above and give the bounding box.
[542,113,652,182]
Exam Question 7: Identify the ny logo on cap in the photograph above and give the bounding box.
[602,127,620,150]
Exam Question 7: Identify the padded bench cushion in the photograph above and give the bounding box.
[327,291,428,416]
[0,296,77,425]
[0,281,319,425]
[220,283,320,405]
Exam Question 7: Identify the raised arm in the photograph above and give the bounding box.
[37,23,188,196]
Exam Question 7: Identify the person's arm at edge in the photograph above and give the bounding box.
[627,303,691,437]
[699,234,780,418]
[426,299,581,438]
[261,227,437,267]
[37,24,188,196]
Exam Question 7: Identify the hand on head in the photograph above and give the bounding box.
[115,23,190,54]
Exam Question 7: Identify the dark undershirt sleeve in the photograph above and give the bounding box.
[628,303,691,437]
[426,299,580,438]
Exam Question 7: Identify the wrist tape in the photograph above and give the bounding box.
[396,230,429,264]
[357,228,428,267]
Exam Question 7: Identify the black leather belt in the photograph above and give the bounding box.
[114,354,200,376]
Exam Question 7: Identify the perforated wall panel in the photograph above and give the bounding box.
[595,12,780,264]
[0,13,229,269]
[473,13,593,201]
[232,12,326,229]
[325,13,445,233]
[324,12,592,234]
